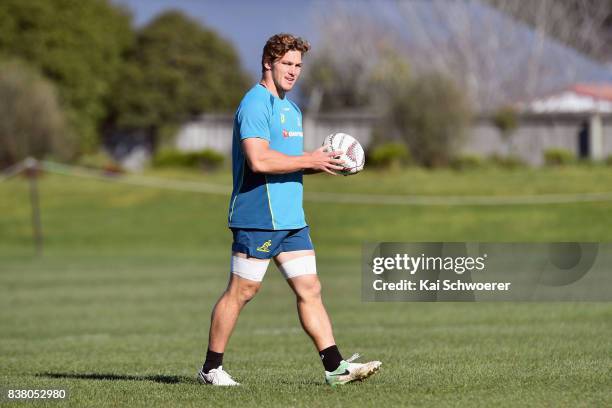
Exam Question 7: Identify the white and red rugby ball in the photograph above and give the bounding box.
[323,132,365,175]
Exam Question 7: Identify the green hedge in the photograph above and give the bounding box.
[153,148,224,170]
[368,142,411,169]
[488,154,525,169]
[544,148,574,166]
[450,154,485,170]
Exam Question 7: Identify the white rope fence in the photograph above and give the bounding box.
[2,159,612,206]
[304,190,612,206]
[40,160,231,195]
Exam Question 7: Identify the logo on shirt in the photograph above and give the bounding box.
[282,129,303,138]
[257,240,272,253]
[280,113,286,124]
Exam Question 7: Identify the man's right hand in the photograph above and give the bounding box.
[306,146,346,175]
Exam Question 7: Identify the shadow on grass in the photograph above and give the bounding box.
[36,372,196,385]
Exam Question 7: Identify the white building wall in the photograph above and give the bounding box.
[175,113,612,165]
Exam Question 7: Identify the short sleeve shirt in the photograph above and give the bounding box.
[228,84,306,230]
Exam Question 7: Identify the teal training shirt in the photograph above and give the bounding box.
[228,84,306,230]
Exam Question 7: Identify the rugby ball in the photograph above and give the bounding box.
[322,132,365,175]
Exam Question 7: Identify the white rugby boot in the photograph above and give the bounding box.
[324,353,382,386]
[197,366,240,386]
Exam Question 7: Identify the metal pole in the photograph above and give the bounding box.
[25,157,43,256]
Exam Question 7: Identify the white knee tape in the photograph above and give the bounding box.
[278,255,317,279]
[231,256,270,282]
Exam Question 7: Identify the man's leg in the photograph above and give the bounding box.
[199,252,268,385]
[276,250,336,350]
[207,266,263,353]
[275,249,382,386]
[275,250,344,373]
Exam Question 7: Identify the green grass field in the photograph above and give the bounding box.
[1,166,611,407]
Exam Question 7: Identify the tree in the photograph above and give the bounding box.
[492,106,519,156]
[385,72,472,167]
[300,9,400,112]
[106,11,250,146]
[301,9,471,167]
[301,53,371,111]
[0,0,133,152]
[0,60,73,166]
[487,0,612,65]
[308,1,612,112]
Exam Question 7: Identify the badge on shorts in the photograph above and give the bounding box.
[257,240,272,253]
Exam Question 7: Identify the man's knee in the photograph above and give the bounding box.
[294,277,322,302]
[239,281,261,303]
[227,278,261,304]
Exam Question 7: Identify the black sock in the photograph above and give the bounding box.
[202,349,224,373]
[319,345,343,372]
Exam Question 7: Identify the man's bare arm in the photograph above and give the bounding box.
[242,138,344,175]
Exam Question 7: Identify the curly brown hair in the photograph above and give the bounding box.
[261,33,311,72]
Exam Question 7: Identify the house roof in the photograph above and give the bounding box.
[522,83,612,113]
[571,84,612,102]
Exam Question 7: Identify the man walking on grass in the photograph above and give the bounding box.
[197,33,382,387]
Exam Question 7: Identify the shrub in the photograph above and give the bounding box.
[605,155,612,166]
[492,106,519,135]
[368,142,411,169]
[0,0,133,153]
[489,153,526,169]
[450,154,485,170]
[544,148,574,166]
[492,106,519,156]
[77,151,119,170]
[0,60,75,166]
[385,72,472,167]
[153,148,224,170]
